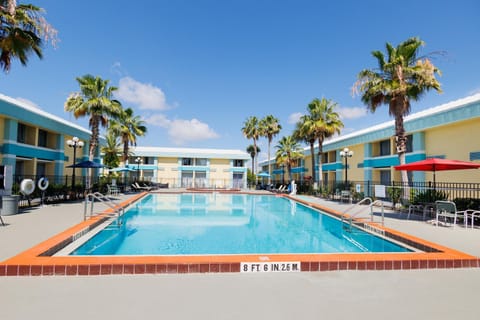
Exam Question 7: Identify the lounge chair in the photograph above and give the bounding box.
[340,190,352,203]
[133,182,152,191]
[435,200,469,228]
[107,184,120,196]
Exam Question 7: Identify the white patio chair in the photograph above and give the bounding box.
[107,184,120,196]
[465,210,480,229]
[435,200,468,228]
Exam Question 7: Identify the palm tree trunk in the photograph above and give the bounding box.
[253,138,258,184]
[317,138,324,187]
[395,113,410,198]
[310,142,316,188]
[87,118,100,190]
[267,140,271,185]
[89,118,99,161]
[123,140,129,163]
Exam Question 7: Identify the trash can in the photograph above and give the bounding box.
[0,195,20,216]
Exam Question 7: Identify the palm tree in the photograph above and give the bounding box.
[306,98,344,185]
[293,114,317,185]
[65,74,122,161]
[275,135,304,182]
[354,37,442,184]
[101,131,122,169]
[242,116,261,175]
[0,1,57,72]
[259,115,281,184]
[110,107,147,163]
[246,144,260,175]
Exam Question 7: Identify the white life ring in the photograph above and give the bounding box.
[20,179,35,195]
[38,177,49,191]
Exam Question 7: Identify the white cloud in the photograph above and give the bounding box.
[167,118,219,145]
[110,62,126,77]
[288,112,303,124]
[336,106,367,119]
[144,113,171,128]
[116,77,170,110]
[16,97,40,109]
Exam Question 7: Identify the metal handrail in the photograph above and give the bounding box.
[341,197,385,228]
[84,192,124,223]
[369,200,385,226]
[341,197,373,225]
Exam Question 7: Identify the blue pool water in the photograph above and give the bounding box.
[71,193,410,256]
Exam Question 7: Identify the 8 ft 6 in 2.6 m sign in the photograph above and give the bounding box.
[241,262,301,273]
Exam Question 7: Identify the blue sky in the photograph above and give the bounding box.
[1,0,479,161]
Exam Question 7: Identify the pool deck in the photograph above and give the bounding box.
[1,190,480,319]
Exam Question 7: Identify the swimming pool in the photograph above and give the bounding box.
[71,193,410,256]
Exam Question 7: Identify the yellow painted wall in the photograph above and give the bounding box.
[157,157,179,182]
[24,124,36,145]
[46,130,57,149]
[342,145,364,183]
[209,159,231,186]
[424,119,480,183]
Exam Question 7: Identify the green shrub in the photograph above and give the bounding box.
[412,189,448,204]
[453,198,480,211]
[387,186,402,204]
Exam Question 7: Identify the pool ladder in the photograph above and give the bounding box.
[341,197,385,230]
[84,192,125,224]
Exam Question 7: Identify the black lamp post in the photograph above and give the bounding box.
[67,137,84,190]
[135,157,142,181]
[340,147,353,188]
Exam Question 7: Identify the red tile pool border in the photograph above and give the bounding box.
[1,192,478,276]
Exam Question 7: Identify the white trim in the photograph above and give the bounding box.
[0,93,91,134]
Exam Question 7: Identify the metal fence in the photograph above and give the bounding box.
[273,179,480,203]
[9,174,480,207]
[10,175,243,194]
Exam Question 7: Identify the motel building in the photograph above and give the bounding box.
[0,94,250,191]
[0,94,101,187]
[120,146,250,189]
[260,93,480,196]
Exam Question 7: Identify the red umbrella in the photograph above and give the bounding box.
[394,158,480,187]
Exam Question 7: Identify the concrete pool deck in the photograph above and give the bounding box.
[1,191,480,319]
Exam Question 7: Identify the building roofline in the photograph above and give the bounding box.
[327,93,480,145]
[0,93,91,135]
[259,93,480,166]
[131,146,250,159]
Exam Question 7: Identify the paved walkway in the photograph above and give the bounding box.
[1,192,480,320]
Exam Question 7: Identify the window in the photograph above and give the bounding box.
[36,163,46,177]
[143,157,154,165]
[195,158,207,166]
[182,158,193,166]
[17,123,26,143]
[406,135,413,153]
[233,159,244,167]
[15,161,24,178]
[38,129,48,147]
[380,170,391,186]
[322,153,328,163]
[379,140,390,156]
